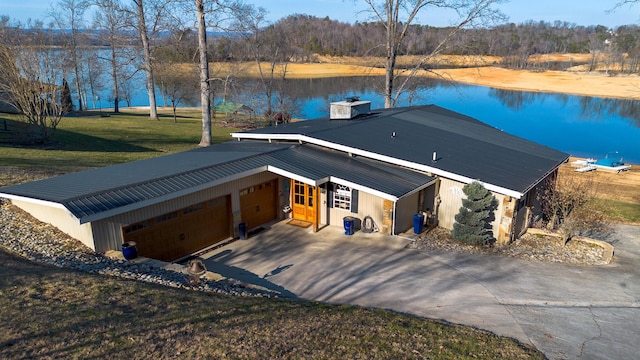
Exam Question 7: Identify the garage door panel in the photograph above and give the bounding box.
[240,180,277,229]
[123,195,231,262]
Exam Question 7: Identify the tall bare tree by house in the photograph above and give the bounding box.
[361,0,505,108]
[195,0,212,145]
[93,0,133,113]
[118,0,174,121]
[50,0,90,111]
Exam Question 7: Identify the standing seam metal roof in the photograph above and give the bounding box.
[235,105,570,195]
[0,141,434,222]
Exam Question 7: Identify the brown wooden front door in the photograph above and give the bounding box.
[291,180,316,224]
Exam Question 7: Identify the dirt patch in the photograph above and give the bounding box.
[559,158,640,204]
[409,227,610,266]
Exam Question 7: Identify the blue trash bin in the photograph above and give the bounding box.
[343,216,355,235]
[122,241,138,260]
[413,213,425,234]
[239,222,248,240]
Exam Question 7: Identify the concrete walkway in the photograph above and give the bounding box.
[201,222,640,360]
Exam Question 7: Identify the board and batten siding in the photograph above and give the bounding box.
[394,191,420,234]
[435,177,506,240]
[327,189,384,232]
[11,199,95,250]
[91,172,282,253]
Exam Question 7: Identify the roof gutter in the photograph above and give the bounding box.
[233,132,524,199]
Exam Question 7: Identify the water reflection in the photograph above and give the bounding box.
[578,97,640,127]
[489,87,640,128]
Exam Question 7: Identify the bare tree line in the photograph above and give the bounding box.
[1,0,640,145]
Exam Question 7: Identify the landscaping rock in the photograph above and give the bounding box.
[0,201,284,298]
[408,226,612,266]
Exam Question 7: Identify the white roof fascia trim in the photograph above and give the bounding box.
[299,135,523,199]
[1,193,69,211]
[232,133,301,141]
[329,176,397,201]
[267,166,320,186]
[226,133,523,198]
[79,166,269,224]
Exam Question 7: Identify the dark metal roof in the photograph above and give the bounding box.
[0,141,433,222]
[237,105,570,195]
[269,145,434,198]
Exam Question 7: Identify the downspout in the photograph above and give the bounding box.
[391,200,397,235]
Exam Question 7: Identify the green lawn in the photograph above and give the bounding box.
[0,109,236,172]
[600,198,640,224]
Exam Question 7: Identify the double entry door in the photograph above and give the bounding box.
[291,180,317,226]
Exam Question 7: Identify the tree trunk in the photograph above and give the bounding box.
[136,0,158,121]
[111,45,119,113]
[384,45,396,108]
[196,0,211,146]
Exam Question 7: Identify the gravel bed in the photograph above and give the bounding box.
[0,201,283,298]
[407,227,610,265]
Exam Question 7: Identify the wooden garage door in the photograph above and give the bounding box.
[240,180,278,230]
[122,195,231,262]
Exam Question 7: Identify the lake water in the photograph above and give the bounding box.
[94,76,640,164]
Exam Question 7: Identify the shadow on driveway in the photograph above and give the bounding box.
[205,249,298,299]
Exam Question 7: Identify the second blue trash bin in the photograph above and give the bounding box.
[413,213,425,234]
[239,222,248,240]
[343,216,355,235]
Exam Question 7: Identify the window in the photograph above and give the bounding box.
[155,211,178,223]
[183,203,204,215]
[333,184,351,211]
[123,221,149,234]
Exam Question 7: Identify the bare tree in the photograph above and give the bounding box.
[0,21,68,143]
[118,0,174,120]
[195,0,212,145]
[155,62,198,122]
[538,173,610,244]
[93,0,133,113]
[234,6,294,120]
[50,0,90,111]
[361,0,506,108]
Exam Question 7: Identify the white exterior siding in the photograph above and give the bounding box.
[436,177,466,231]
[11,199,95,250]
[395,191,420,234]
[327,189,384,231]
[435,177,507,240]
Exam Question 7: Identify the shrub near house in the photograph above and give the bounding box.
[452,181,499,246]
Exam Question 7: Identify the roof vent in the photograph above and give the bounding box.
[330,98,371,120]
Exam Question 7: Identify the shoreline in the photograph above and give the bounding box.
[275,62,640,101]
[218,52,640,101]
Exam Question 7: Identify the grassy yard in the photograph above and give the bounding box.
[0,108,237,173]
[601,199,640,224]
[0,248,543,359]
[0,109,546,358]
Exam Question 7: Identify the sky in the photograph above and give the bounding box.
[0,0,638,28]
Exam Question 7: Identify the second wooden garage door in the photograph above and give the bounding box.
[122,195,231,262]
[240,179,278,230]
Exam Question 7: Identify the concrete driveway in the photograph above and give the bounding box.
[201,222,640,360]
